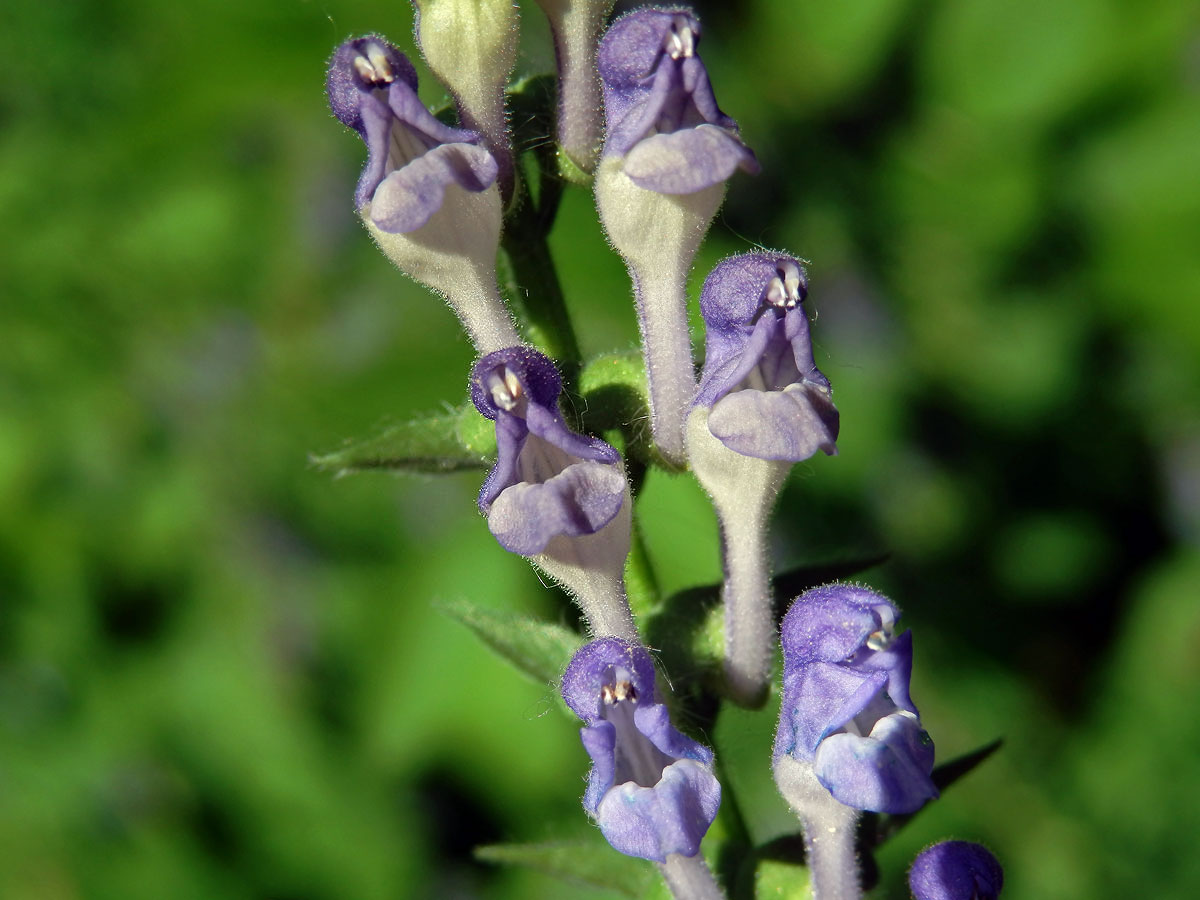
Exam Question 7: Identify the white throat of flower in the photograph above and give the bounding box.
[601,668,673,788]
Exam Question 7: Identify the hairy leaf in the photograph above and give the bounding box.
[475,840,652,897]
[310,406,495,475]
[438,598,582,687]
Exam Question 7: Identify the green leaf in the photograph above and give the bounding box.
[931,737,1004,792]
[749,858,812,900]
[475,840,653,897]
[309,406,495,475]
[579,352,659,466]
[438,598,582,687]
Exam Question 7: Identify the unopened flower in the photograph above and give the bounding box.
[533,0,615,174]
[410,0,519,194]
[694,253,839,462]
[909,841,1004,900]
[774,584,937,814]
[598,8,758,193]
[561,638,721,861]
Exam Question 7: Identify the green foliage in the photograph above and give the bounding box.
[438,598,582,689]
[476,840,655,897]
[2,0,1198,898]
[310,406,495,475]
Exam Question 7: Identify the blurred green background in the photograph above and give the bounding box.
[2,0,1199,897]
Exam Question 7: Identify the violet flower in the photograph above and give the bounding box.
[695,253,839,462]
[684,253,839,707]
[561,638,721,863]
[593,9,758,465]
[326,36,519,353]
[909,842,1004,900]
[326,35,498,234]
[598,8,758,194]
[774,584,937,815]
[471,348,637,639]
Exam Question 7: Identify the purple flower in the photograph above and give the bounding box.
[774,584,937,814]
[694,254,839,461]
[598,9,758,193]
[909,841,1004,900]
[561,638,721,861]
[470,347,626,556]
[326,35,498,233]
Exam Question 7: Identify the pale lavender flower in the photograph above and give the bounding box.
[326,35,498,233]
[561,638,721,862]
[470,347,625,556]
[695,253,839,462]
[598,8,758,193]
[910,841,1004,900]
[774,584,937,814]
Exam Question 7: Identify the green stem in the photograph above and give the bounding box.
[499,226,581,385]
[624,517,661,623]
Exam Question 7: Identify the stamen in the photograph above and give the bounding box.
[665,17,696,59]
[600,679,637,705]
[487,367,523,411]
[352,43,395,86]
[764,275,789,308]
[865,604,896,651]
[780,259,804,305]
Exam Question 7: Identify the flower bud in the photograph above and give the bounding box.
[533,0,615,174]
[909,841,1004,900]
[411,0,519,193]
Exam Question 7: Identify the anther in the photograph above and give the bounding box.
[352,43,395,86]
[666,17,696,60]
[486,367,523,411]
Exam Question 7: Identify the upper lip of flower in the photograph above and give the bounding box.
[596,9,759,193]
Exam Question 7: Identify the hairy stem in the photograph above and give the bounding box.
[499,220,581,383]
[658,852,727,900]
[775,757,862,900]
[718,506,774,707]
